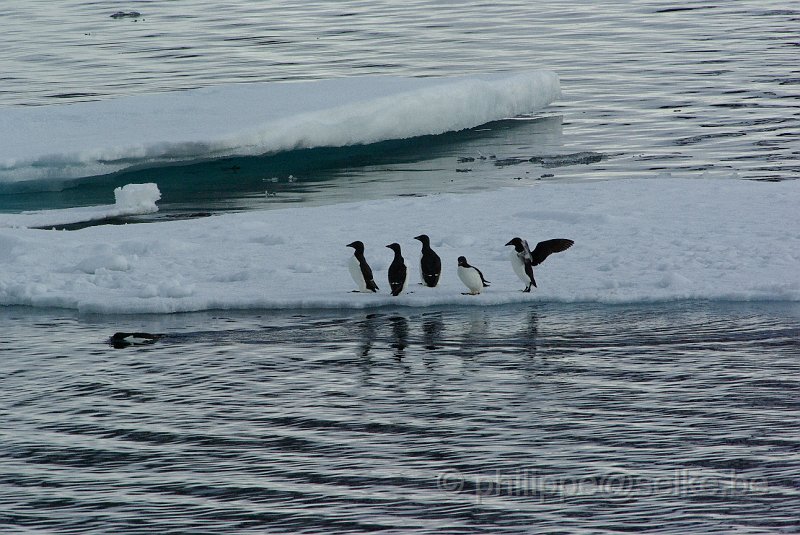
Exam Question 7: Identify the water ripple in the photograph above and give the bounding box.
[1,302,799,532]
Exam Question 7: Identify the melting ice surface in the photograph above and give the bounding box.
[1,178,798,313]
[0,71,560,184]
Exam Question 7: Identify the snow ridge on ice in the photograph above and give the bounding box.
[0,71,560,184]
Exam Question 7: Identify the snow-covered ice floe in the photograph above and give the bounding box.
[1,178,797,313]
[0,183,161,228]
[0,71,560,185]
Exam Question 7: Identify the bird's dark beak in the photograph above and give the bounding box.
[504,239,514,246]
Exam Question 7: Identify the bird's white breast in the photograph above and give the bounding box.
[510,250,528,283]
[458,265,483,294]
[348,255,368,292]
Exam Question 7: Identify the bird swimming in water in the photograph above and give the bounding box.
[505,237,574,292]
[109,332,163,348]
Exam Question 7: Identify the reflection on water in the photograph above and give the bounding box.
[388,315,409,359]
[1,301,799,533]
[421,312,444,351]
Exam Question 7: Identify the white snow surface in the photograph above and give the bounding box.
[0,183,161,228]
[1,178,797,314]
[0,71,560,183]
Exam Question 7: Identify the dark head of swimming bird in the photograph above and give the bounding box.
[505,237,574,292]
[386,242,407,296]
[413,234,442,287]
[109,332,163,349]
[347,240,379,292]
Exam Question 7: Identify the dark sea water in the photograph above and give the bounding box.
[2,302,800,534]
[2,1,800,533]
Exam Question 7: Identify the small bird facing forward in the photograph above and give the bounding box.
[386,242,408,296]
[413,234,442,287]
[457,256,490,295]
[505,237,574,292]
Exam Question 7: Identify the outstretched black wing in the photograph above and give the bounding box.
[530,239,574,266]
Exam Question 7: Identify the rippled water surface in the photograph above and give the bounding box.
[2,303,800,533]
[3,1,800,532]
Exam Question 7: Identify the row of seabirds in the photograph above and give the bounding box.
[347,235,574,296]
[109,235,574,347]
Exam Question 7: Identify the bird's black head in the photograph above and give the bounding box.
[347,240,365,253]
[386,242,402,254]
[457,256,469,267]
[413,234,430,246]
[505,237,524,251]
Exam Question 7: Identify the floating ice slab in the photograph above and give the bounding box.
[0,183,160,228]
[0,178,797,313]
[0,71,561,184]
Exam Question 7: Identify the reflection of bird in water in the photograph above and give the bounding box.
[422,313,444,350]
[356,313,380,357]
[389,315,409,359]
[522,310,539,357]
[457,311,490,358]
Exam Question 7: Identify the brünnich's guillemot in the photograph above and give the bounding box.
[386,242,408,296]
[414,234,442,287]
[346,240,379,293]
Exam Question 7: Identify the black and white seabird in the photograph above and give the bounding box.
[109,332,163,348]
[457,256,490,295]
[505,237,574,292]
[413,234,442,287]
[386,242,408,296]
[347,241,379,293]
